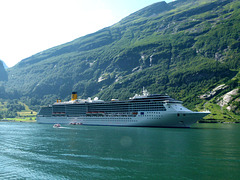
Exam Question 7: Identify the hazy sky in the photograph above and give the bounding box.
[0,0,172,67]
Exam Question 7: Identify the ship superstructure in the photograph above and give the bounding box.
[37,89,210,127]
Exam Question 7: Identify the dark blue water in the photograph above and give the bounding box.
[0,122,240,179]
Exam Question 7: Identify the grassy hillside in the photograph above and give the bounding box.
[198,71,240,122]
[0,99,37,121]
[4,0,240,121]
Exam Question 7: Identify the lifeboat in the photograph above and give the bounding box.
[53,124,61,128]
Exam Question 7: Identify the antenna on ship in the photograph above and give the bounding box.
[142,87,149,96]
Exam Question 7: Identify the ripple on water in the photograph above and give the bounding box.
[1,122,240,179]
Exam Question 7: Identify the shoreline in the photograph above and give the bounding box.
[198,121,240,124]
[0,119,36,123]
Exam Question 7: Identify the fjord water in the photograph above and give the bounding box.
[0,123,240,180]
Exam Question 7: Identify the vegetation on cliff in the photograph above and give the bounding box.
[1,0,240,121]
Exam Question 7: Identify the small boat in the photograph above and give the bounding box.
[53,124,61,128]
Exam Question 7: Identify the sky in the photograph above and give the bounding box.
[0,0,172,67]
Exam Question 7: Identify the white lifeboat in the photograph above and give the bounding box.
[53,124,61,128]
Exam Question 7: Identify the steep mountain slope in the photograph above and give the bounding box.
[0,61,8,81]
[6,0,240,116]
[0,60,8,69]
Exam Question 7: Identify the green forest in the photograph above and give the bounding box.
[0,0,240,122]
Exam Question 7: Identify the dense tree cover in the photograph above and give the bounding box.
[0,99,25,118]
[0,111,17,119]
[0,85,7,98]
[2,0,240,119]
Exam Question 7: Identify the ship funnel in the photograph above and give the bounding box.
[71,92,77,101]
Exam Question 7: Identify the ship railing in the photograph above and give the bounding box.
[104,112,137,117]
[52,112,66,116]
[85,112,137,117]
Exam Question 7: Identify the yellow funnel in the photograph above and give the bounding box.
[71,92,77,101]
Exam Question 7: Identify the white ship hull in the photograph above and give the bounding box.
[37,110,209,128]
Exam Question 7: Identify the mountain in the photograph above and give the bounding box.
[0,60,8,69]
[0,61,8,81]
[5,0,240,120]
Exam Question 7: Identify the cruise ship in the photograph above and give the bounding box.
[36,89,210,128]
